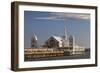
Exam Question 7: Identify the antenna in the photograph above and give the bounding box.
[64,25,67,40]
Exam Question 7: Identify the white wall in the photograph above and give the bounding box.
[0,0,99,73]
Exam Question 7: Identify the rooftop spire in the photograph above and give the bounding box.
[31,33,38,48]
[64,25,67,40]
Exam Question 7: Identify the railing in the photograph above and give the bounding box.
[24,48,85,60]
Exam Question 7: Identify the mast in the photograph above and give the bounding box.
[62,25,68,47]
[64,26,67,40]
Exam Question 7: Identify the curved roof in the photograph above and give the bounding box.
[52,35,62,43]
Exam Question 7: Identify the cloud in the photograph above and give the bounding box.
[35,16,56,20]
[34,12,90,20]
[34,16,65,20]
[35,15,65,20]
[50,13,90,20]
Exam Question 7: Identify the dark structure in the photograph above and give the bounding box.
[44,36,59,48]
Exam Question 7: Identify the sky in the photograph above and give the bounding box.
[24,11,90,48]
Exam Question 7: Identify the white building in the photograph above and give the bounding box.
[31,26,85,55]
[43,26,85,54]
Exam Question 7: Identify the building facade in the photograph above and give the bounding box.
[31,26,85,55]
[43,26,85,55]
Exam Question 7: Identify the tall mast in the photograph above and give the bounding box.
[64,25,67,40]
